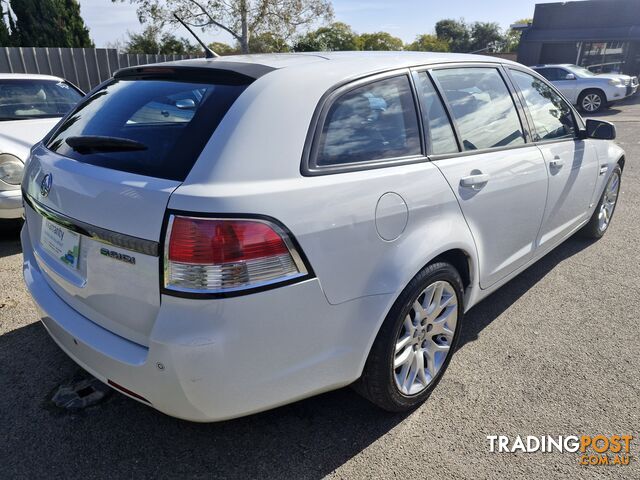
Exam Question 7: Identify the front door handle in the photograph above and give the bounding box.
[460,173,490,189]
[550,156,564,169]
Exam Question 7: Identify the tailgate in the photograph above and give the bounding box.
[23,146,179,346]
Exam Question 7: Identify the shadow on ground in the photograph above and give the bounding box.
[0,220,22,258]
[0,234,595,479]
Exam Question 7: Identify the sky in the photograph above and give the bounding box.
[79,0,563,48]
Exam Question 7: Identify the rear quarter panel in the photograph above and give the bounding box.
[170,161,477,307]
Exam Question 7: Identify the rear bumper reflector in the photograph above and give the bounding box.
[107,379,152,404]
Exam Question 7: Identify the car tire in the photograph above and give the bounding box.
[581,164,622,239]
[578,89,606,113]
[354,261,464,412]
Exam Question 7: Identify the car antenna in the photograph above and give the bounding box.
[173,14,219,59]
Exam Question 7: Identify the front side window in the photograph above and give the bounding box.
[314,75,421,167]
[432,68,524,151]
[416,72,458,155]
[0,79,82,121]
[511,70,576,141]
[47,77,247,181]
[535,68,565,81]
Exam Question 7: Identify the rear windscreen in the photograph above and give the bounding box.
[46,76,248,181]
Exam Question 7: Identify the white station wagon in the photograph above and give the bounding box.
[21,52,624,421]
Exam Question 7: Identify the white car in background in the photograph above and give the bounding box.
[0,74,83,220]
[531,64,638,113]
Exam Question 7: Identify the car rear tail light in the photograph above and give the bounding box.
[164,215,309,295]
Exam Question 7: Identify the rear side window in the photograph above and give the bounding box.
[47,76,248,181]
[511,70,576,141]
[432,68,524,151]
[314,75,421,167]
[415,72,458,155]
[535,68,568,82]
[0,79,82,120]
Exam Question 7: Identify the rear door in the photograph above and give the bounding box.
[423,66,548,289]
[23,69,250,346]
[508,68,598,249]
[535,68,577,103]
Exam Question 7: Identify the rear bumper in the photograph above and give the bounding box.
[0,189,23,219]
[21,225,392,422]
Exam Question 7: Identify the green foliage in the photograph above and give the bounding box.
[125,26,199,54]
[208,41,238,56]
[504,18,532,53]
[359,31,403,51]
[406,34,449,52]
[469,22,503,52]
[115,0,334,54]
[435,19,470,53]
[294,22,360,52]
[9,0,93,47]
[248,32,290,53]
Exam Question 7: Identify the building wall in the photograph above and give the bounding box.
[518,0,640,75]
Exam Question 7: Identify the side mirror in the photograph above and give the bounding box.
[565,73,576,80]
[584,118,616,140]
[175,98,196,110]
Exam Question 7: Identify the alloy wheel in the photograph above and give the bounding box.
[393,280,458,396]
[582,93,602,112]
[598,171,620,233]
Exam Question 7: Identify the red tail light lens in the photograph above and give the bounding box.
[164,215,308,294]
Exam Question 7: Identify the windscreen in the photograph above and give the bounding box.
[0,79,82,120]
[46,76,248,181]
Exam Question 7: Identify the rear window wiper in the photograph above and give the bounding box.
[65,135,148,154]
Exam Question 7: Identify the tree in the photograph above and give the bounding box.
[9,0,93,47]
[125,26,199,54]
[114,0,333,54]
[435,19,470,53]
[406,34,449,52]
[359,31,402,51]
[248,32,289,53]
[208,41,238,56]
[293,22,360,52]
[504,18,531,53]
[469,22,503,53]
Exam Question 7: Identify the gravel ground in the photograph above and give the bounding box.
[1,98,639,479]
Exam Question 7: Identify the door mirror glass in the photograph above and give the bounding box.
[585,118,616,140]
[564,73,576,80]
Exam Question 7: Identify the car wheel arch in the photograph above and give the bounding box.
[356,245,478,379]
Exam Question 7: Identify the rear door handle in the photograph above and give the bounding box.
[460,173,490,189]
[550,156,564,169]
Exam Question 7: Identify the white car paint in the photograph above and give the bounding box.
[20,52,625,421]
[0,74,81,219]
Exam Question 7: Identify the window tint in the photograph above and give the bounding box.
[511,70,576,141]
[432,68,524,151]
[535,68,570,82]
[416,72,458,155]
[47,77,247,181]
[0,79,82,121]
[315,75,421,166]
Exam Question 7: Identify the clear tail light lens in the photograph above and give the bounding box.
[164,215,309,295]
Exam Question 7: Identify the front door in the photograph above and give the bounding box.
[509,69,599,249]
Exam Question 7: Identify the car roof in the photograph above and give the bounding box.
[0,73,65,81]
[130,51,521,80]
